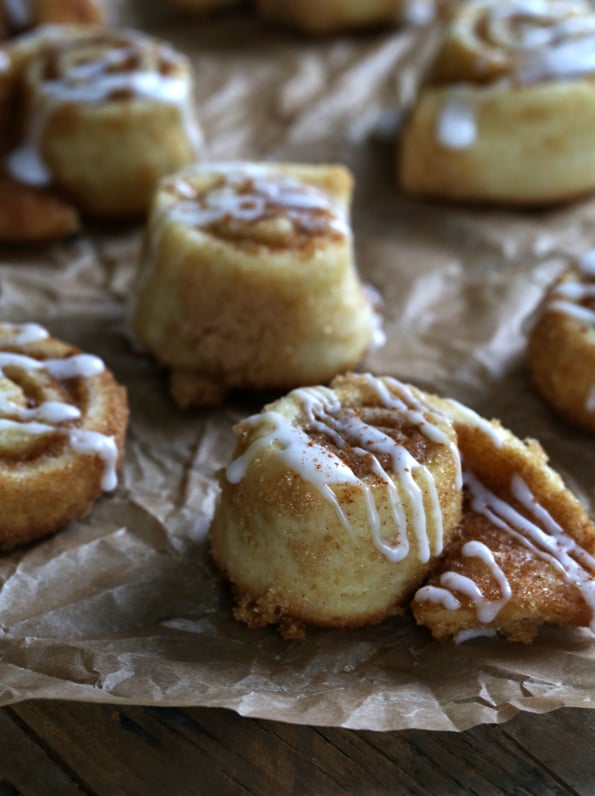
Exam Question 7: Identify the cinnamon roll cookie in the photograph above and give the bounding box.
[255,0,435,34]
[0,25,203,239]
[130,162,378,408]
[0,0,103,40]
[210,373,462,637]
[527,251,595,433]
[399,0,595,205]
[0,322,128,550]
[412,398,595,643]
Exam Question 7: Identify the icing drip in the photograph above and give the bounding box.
[413,471,595,634]
[227,375,459,564]
[439,398,507,449]
[1,321,49,345]
[414,540,512,623]
[436,92,478,150]
[547,258,595,326]
[70,429,119,491]
[165,170,349,240]
[0,351,105,378]
[455,627,497,643]
[0,344,120,492]
[7,34,202,187]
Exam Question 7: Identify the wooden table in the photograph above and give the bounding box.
[1,701,593,794]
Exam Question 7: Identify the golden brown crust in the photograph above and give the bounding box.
[0,323,128,549]
[527,260,595,433]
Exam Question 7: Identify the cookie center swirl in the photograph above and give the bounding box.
[480,3,595,50]
[436,2,595,150]
[165,172,349,247]
[0,324,120,490]
[227,375,461,563]
[477,1,595,80]
[6,31,201,187]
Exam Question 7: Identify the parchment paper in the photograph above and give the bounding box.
[1,0,595,732]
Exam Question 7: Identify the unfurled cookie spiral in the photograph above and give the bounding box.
[399,0,595,205]
[130,162,379,408]
[0,322,128,550]
[210,373,463,637]
[210,374,595,642]
[0,25,203,239]
[527,251,595,433]
[0,0,103,40]
[412,397,595,643]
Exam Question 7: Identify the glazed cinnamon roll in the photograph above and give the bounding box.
[0,0,103,40]
[130,162,378,408]
[412,398,595,643]
[527,251,595,433]
[3,26,203,226]
[210,373,463,638]
[0,322,128,550]
[255,0,435,34]
[399,0,595,205]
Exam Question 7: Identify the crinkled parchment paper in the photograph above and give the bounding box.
[1,0,595,732]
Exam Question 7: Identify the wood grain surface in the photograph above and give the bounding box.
[0,702,593,795]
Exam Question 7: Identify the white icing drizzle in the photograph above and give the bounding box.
[0,322,49,346]
[7,33,202,187]
[436,91,479,150]
[553,282,595,301]
[413,540,511,623]
[413,470,595,634]
[0,351,104,379]
[0,344,120,492]
[70,430,119,491]
[227,375,459,564]
[455,627,497,644]
[548,299,595,325]
[462,540,512,621]
[165,170,350,239]
[439,398,507,449]
[413,584,461,610]
[542,253,595,327]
